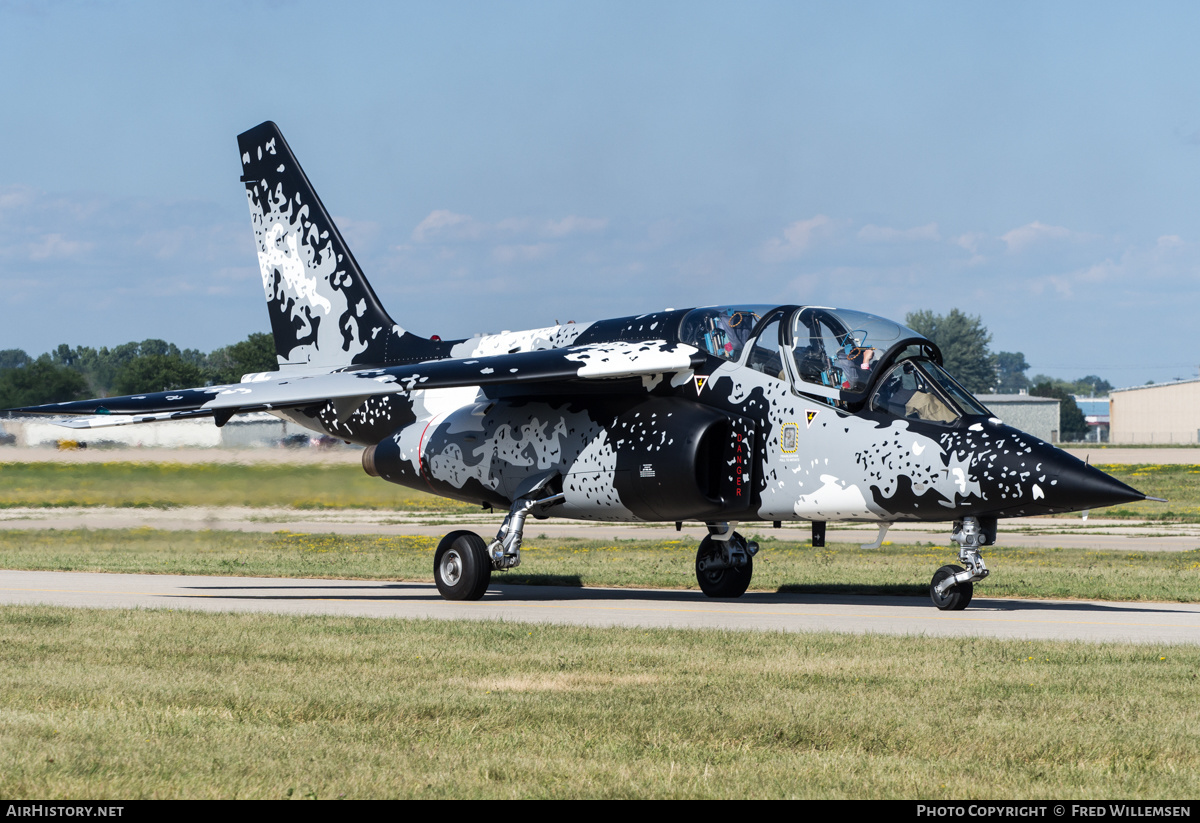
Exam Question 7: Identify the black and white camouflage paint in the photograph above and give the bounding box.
[18,121,1143,531]
[238,122,451,369]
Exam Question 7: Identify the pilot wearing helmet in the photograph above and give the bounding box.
[702,309,757,360]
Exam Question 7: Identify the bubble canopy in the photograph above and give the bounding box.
[788,307,921,350]
[680,304,948,406]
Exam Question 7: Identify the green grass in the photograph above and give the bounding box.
[0,460,1196,522]
[3,528,1200,602]
[1,605,1197,799]
[0,461,470,511]
[1092,464,1200,522]
[1069,443,1200,448]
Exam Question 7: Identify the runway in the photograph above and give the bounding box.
[3,569,1198,645]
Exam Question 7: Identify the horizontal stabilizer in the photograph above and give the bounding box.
[50,410,217,429]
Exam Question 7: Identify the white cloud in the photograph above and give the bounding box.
[411,209,484,243]
[954,232,982,253]
[953,232,987,265]
[134,228,191,260]
[414,211,608,243]
[27,233,92,260]
[540,216,608,237]
[1021,233,1195,300]
[0,185,36,211]
[333,216,381,251]
[857,222,940,243]
[761,215,838,262]
[1001,221,1085,253]
[1027,273,1076,298]
[494,216,608,237]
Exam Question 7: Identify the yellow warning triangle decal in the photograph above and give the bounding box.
[805,409,819,428]
[693,376,708,393]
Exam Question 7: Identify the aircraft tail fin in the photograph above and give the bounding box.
[238,122,427,369]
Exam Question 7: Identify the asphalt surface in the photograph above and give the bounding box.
[4,505,1198,552]
[3,569,1198,645]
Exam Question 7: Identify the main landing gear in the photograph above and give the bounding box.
[695,523,758,598]
[433,531,492,601]
[432,487,565,601]
[929,515,993,611]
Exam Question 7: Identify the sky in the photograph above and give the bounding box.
[1,1,1198,389]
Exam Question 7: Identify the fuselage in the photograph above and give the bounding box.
[275,304,1141,525]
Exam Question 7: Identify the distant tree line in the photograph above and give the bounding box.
[0,333,275,409]
[905,309,1111,442]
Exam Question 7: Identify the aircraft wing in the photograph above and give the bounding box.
[11,340,705,425]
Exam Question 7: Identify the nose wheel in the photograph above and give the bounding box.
[929,516,992,610]
[930,564,973,610]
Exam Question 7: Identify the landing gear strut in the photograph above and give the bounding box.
[485,491,564,571]
[929,516,993,611]
[695,523,758,598]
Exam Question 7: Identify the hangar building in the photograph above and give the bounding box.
[1109,379,1200,444]
[974,393,1061,443]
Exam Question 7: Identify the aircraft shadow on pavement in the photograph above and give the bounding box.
[967,597,1200,615]
[173,579,1199,615]
[175,580,450,603]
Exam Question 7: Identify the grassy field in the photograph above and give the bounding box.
[1,605,1197,799]
[3,528,1200,602]
[5,461,1197,800]
[1092,464,1200,522]
[0,461,470,511]
[0,461,1196,520]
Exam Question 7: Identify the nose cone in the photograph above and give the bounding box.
[958,421,1147,518]
[1052,459,1145,511]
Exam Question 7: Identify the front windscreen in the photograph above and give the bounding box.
[870,360,959,424]
[920,360,992,416]
[869,359,991,424]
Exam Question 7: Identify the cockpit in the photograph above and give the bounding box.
[788,307,899,395]
[679,304,991,426]
[869,359,992,423]
[677,305,773,362]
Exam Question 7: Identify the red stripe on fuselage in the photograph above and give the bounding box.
[417,413,446,493]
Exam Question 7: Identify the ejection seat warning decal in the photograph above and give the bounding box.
[693,376,708,394]
[781,423,799,453]
[805,409,819,428]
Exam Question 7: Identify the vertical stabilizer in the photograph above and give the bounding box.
[239,122,431,369]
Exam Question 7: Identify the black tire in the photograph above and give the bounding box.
[930,564,973,611]
[434,531,492,601]
[695,535,753,598]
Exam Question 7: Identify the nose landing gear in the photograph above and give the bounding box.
[929,516,993,610]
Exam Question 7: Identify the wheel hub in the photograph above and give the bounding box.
[440,550,462,586]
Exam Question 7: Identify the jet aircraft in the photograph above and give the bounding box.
[13,122,1150,609]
